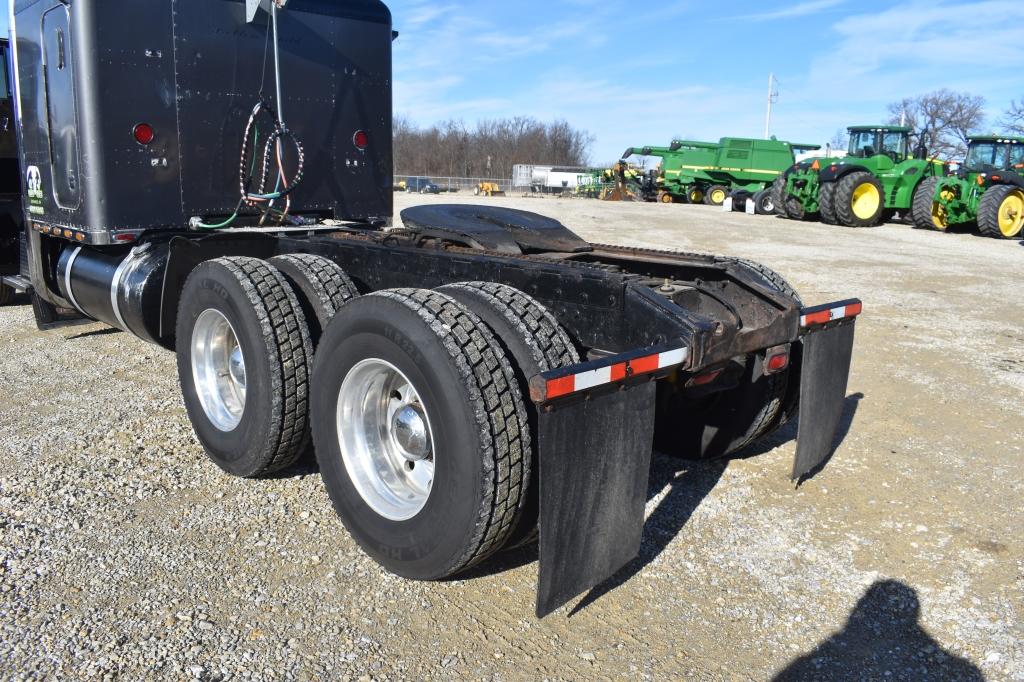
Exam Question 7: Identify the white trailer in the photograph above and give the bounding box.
[512,165,594,193]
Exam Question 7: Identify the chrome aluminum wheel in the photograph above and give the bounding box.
[336,359,435,521]
[191,309,246,432]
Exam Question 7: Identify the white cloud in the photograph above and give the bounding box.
[739,0,845,21]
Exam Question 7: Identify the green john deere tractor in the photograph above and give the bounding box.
[776,126,944,227]
[912,136,1024,239]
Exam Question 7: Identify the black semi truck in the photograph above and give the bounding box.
[5,0,861,617]
[0,37,26,304]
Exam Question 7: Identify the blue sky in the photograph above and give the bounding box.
[3,2,1022,163]
[390,0,1024,162]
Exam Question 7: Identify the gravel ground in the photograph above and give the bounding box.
[1,193,1021,680]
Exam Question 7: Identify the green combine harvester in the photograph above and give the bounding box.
[622,140,719,204]
[912,136,1024,239]
[623,137,820,212]
[776,125,944,227]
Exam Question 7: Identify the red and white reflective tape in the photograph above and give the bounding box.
[800,301,863,328]
[546,347,689,400]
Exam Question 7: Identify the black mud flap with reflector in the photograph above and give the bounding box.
[793,299,862,480]
[535,382,657,618]
[528,343,687,617]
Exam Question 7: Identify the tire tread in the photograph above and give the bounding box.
[195,256,313,475]
[375,288,531,571]
[269,253,359,341]
[835,171,884,227]
[978,184,1023,239]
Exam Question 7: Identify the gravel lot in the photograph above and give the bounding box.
[2,193,1021,680]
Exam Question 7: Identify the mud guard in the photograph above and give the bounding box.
[535,382,657,618]
[793,311,858,479]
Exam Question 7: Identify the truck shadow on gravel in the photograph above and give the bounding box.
[567,392,863,615]
[774,579,985,681]
[566,453,728,615]
[66,326,121,340]
[739,393,864,486]
[459,393,866,607]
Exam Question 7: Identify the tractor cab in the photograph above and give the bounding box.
[846,126,911,163]
[963,137,1024,173]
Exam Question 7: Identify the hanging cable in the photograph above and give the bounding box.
[192,4,304,230]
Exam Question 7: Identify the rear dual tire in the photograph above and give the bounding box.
[176,254,357,478]
[654,259,802,460]
[438,282,579,548]
[312,289,531,579]
[312,286,576,578]
[176,257,315,478]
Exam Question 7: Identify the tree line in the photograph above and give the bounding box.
[393,116,594,179]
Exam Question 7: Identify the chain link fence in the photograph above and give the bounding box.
[394,175,514,195]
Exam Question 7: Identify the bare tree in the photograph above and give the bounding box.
[887,89,986,158]
[393,116,594,178]
[829,128,849,152]
[1000,99,1024,135]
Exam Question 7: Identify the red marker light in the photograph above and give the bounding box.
[133,123,155,145]
[353,130,368,150]
[766,352,790,373]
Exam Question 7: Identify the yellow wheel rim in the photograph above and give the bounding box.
[710,189,726,204]
[930,202,949,230]
[661,193,673,204]
[690,190,704,203]
[997,190,1024,237]
[851,183,881,219]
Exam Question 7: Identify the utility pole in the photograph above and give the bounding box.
[765,73,779,139]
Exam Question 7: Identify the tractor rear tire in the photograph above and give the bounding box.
[176,257,313,478]
[437,282,579,549]
[784,195,808,221]
[978,184,1024,239]
[770,177,789,218]
[819,182,838,225]
[687,187,705,204]
[705,185,729,206]
[269,254,359,347]
[310,289,530,578]
[654,258,802,460]
[835,171,885,227]
[911,177,944,231]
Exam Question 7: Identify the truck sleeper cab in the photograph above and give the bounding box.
[10,0,862,617]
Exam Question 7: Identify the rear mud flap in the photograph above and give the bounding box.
[793,321,856,479]
[535,382,657,617]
